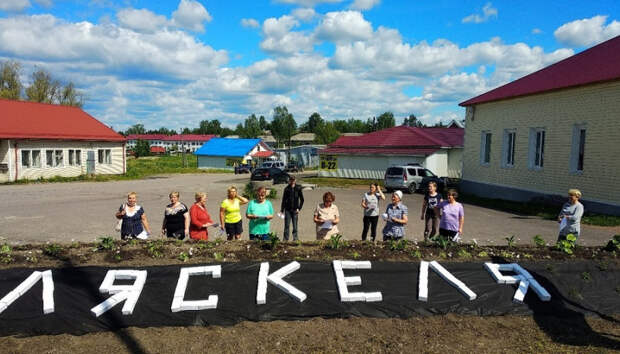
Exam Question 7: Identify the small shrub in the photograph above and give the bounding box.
[213,252,224,261]
[581,271,591,282]
[457,249,472,259]
[430,235,450,250]
[556,234,577,255]
[350,251,361,259]
[43,243,63,257]
[477,251,489,258]
[326,234,344,250]
[389,239,408,251]
[267,232,280,250]
[0,244,11,255]
[505,235,516,248]
[145,240,164,258]
[533,235,546,247]
[97,237,115,251]
[604,234,620,252]
[178,252,190,262]
[410,249,422,259]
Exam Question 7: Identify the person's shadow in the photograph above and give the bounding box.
[491,256,620,350]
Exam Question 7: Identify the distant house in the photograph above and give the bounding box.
[0,99,126,182]
[459,35,620,215]
[318,125,464,179]
[194,138,273,170]
[150,146,165,155]
[126,134,216,152]
[275,144,325,167]
[258,131,277,148]
[291,133,315,146]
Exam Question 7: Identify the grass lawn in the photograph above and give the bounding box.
[3,154,231,185]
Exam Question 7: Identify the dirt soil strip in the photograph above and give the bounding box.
[1,315,619,353]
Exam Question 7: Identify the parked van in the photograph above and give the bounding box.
[384,164,446,194]
[260,161,285,170]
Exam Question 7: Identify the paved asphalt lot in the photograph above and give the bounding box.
[0,173,617,246]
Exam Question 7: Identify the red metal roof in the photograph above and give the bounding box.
[460,35,620,106]
[251,151,274,157]
[0,99,125,141]
[326,125,463,150]
[320,147,439,156]
[150,146,165,153]
[126,134,216,142]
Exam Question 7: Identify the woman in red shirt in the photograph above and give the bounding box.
[189,192,217,240]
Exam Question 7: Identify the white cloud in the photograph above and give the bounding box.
[117,8,169,33]
[423,73,488,102]
[531,28,542,34]
[349,0,380,11]
[292,8,316,22]
[554,15,620,47]
[0,14,228,80]
[0,0,30,12]
[241,18,260,28]
[171,0,212,32]
[260,15,314,54]
[462,2,497,24]
[275,0,343,7]
[315,11,373,42]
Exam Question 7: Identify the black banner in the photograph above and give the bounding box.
[0,260,618,336]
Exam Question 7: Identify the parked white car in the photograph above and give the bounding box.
[260,161,286,170]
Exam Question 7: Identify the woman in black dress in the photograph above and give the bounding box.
[162,191,190,240]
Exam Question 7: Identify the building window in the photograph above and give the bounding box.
[45,150,63,167]
[502,130,516,168]
[570,125,586,172]
[32,150,41,168]
[68,149,82,166]
[480,131,492,165]
[55,150,63,166]
[528,128,545,169]
[46,150,53,167]
[21,150,31,168]
[98,149,112,164]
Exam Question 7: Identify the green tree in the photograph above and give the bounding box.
[58,82,84,108]
[0,60,22,100]
[181,127,192,134]
[25,68,60,104]
[271,106,297,148]
[125,124,146,135]
[258,115,269,131]
[241,114,262,138]
[134,140,151,157]
[220,127,235,136]
[301,112,324,133]
[314,121,340,144]
[376,112,396,130]
[403,114,424,127]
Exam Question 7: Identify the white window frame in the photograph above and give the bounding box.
[68,149,82,166]
[32,150,41,168]
[501,129,516,168]
[528,128,545,170]
[480,131,492,166]
[99,149,112,164]
[54,150,64,167]
[21,150,31,168]
[570,124,586,173]
[46,150,54,167]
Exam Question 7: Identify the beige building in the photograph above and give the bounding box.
[0,99,126,182]
[459,35,620,215]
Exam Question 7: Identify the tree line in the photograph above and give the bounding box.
[122,107,450,147]
[0,60,84,107]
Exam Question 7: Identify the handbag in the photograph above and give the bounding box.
[115,204,125,232]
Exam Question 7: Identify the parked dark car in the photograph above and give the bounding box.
[285,162,303,173]
[250,167,290,184]
[234,164,252,174]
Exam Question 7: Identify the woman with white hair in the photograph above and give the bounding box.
[381,190,408,241]
[558,189,584,241]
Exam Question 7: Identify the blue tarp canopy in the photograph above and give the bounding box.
[194,138,261,157]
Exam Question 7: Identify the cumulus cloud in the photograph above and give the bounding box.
[292,8,316,22]
[275,0,343,7]
[34,0,52,7]
[0,0,30,12]
[349,0,380,11]
[0,14,228,80]
[171,0,212,32]
[260,15,315,54]
[117,8,169,33]
[531,28,542,34]
[554,15,620,47]
[241,18,260,28]
[462,2,497,24]
[315,11,373,42]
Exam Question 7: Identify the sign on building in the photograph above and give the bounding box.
[320,155,337,170]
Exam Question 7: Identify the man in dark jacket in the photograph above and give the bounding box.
[280,175,304,241]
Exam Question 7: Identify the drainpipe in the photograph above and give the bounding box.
[14,141,18,181]
[122,142,126,174]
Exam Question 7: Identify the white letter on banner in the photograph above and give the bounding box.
[418,261,477,301]
[171,266,221,312]
[256,261,306,304]
[333,260,382,302]
[91,270,147,317]
[0,270,54,315]
[484,263,551,303]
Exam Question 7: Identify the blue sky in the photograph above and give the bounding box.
[1,0,618,130]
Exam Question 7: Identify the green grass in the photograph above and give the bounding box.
[301,177,384,188]
[2,155,232,185]
[459,193,620,227]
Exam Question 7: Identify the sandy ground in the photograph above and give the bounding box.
[0,173,617,246]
